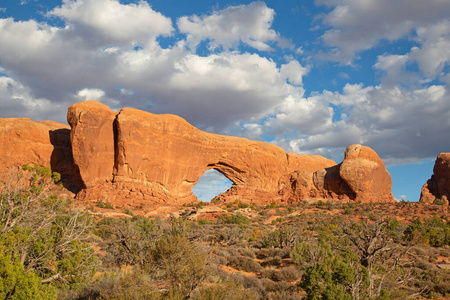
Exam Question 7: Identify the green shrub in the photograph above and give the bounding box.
[265,202,278,209]
[22,163,61,183]
[238,202,249,209]
[271,217,283,224]
[222,213,250,225]
[191,282,257,300]
[0,165,97,289]
[123,208,134,216]
[343,206,354,215]
[300,259,356,300]
[262,226,297,248]
[228,256,262,273]
[433,198,446,205]
[97,200,114,209]
[0,252,57,299]
[290,241,318,267]
[403,216,450,247]
[198,219,211,225]
[150,234,207,298]
[73,271,160,300]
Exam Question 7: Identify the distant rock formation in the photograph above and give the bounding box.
[0,101,395,206]
[420,153,450,205]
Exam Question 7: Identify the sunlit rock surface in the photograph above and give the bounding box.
[0,101,395,206]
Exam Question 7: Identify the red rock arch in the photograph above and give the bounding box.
[67,102,297,205]
[65,101,394,206]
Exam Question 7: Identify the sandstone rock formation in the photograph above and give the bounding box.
[288,144,394,203]
[69,103,302,205]
[340,144,394,202]
[420,153,450,205]
[66,101,394,205]
[0,117,82,192]
[67,101,116,190]
[0,101,395,206]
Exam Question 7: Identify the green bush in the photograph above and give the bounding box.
[290,241,318,267]
[222,213,250,225]
[198,219,212,225]
[343,206,354,215]
[96,200,114,209]
[0,165,97,289]
[0,252,57,299]
[96,216,165,268]
[316,200,325,208]
[191,282,257,300]
[228,256,262,273]
[238,202,249,209]
[262,226,297,248]
[150,234,207,298]
[271,217,283,224]
[265,202,278,209]
[403,216,450,247]
[433,198,446,205]
[300,251,360,300]
[22,163,60,183]
[123,208,134,215]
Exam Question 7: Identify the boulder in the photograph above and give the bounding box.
[288,144,394,203]
[339,144,393,202]
[420,153,450,205]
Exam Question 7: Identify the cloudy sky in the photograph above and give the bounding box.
[1,0,449,201]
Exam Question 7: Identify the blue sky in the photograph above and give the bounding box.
[1,0,449,202]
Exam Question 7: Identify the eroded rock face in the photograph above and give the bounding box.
[288,144,394,203]
[0,118,56,170]
[420,153,450,205]
[67,101,116,189]
[0,117,82,192]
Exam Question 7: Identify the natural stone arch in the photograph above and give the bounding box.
[67,102,296,204]
[65,101,394,206]
[192,168,233,201]
[206,162,244,186]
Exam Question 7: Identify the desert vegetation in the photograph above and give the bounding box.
[1,166,450,299]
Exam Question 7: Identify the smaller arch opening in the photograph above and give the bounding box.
[192,169,233,202]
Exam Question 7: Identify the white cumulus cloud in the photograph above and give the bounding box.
[1,0,449,167]
[270,83,450,164]
[50,0,173,47]
[0,1,309,134]
[409,20,450,79]
[178,2,280,51]
[317,0,450,63]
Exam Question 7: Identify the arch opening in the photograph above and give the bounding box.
[192,169,233,202]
